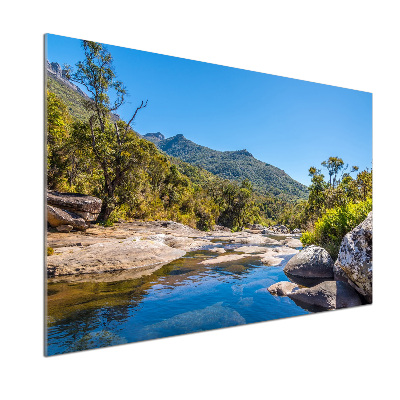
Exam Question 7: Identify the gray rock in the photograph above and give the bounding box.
[248,224,265,230]
[47,61,90,99]
[269,224,290,234]
[47,205,88,231]
[212,225,231,232]
[47,238,186,277]
[209,247,226,253]
[288,281,362,309]
[47,191,102,221]
[291,228,302,234]
[56,224,73,233]
[333,264,349,282]
[284,245,334,278]
[261,228,273,234]
[139,302,245,339]
[283,238,303,248]
[334,212,373,303]
[267,281,299,296]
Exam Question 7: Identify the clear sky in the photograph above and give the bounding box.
[46,34,372,186]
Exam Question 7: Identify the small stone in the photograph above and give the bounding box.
[267,281,299,296]
[56,224,73,233]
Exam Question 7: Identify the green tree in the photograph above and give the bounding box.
[307,167,327,218]
[47,90,72,189]
[357,169,372,201]
[321,156,345,188]
[68,40,148,220]
[301,198,372,259]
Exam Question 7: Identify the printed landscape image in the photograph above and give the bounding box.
[45,34,373,356]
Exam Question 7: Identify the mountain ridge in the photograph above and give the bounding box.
[46,62,307,201]
[46,60,120,123]
[144,133,308,200]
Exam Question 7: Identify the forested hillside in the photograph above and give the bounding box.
[47,62,120,124]
[46,46,272,231]
[145,133,308,200]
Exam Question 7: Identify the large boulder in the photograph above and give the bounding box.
[47,191,102,221]
[284,245,334,278]
[47,205,88,231]
[288,281,362,309]
[267,281,299,296]
[334,212,373,303]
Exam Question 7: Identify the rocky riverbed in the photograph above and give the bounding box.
[47,210,373,312]
[47,220,302,279]
[46,192,373,355]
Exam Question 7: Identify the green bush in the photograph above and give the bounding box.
[47,247,54,256]
[301,198,372,259]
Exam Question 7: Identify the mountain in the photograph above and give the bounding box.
[143,132,165,143]
[144,133,308,200]
[46,61,120,123]
[46,62,307,201]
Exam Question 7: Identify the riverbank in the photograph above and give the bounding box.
[47,221,301,281]
[46,225,307,355]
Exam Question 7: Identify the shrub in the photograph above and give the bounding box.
[47,247,54,256]
[301,198,372,259]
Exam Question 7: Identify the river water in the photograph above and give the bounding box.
[46,236,314,356]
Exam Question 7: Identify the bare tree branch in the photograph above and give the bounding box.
[124,100,148,137]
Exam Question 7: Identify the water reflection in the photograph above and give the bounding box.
[284,271,328,287]
[138,302,246,340]
[47,245,311,355]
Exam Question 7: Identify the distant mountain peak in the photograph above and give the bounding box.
[233,149,253,157]
[144,132,165,142]
[46,60,89,99]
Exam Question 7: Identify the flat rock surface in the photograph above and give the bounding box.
[47,220,303,279]
[47,221,213,277]
[48,221,208,248]
[260,246,299,266]
[234,246,267,254]
[47,190,102,213]
[47,238,186,277]
[199,254,248,265]
[209,247,226,253]
[206,231,279,245]
[201,245,298,266]
[282,238,303,248]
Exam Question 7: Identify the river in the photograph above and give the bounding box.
[46,235,314,356]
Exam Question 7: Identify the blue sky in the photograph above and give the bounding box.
[46,34,372,186]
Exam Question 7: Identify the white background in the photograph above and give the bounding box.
[1,1,399,399]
